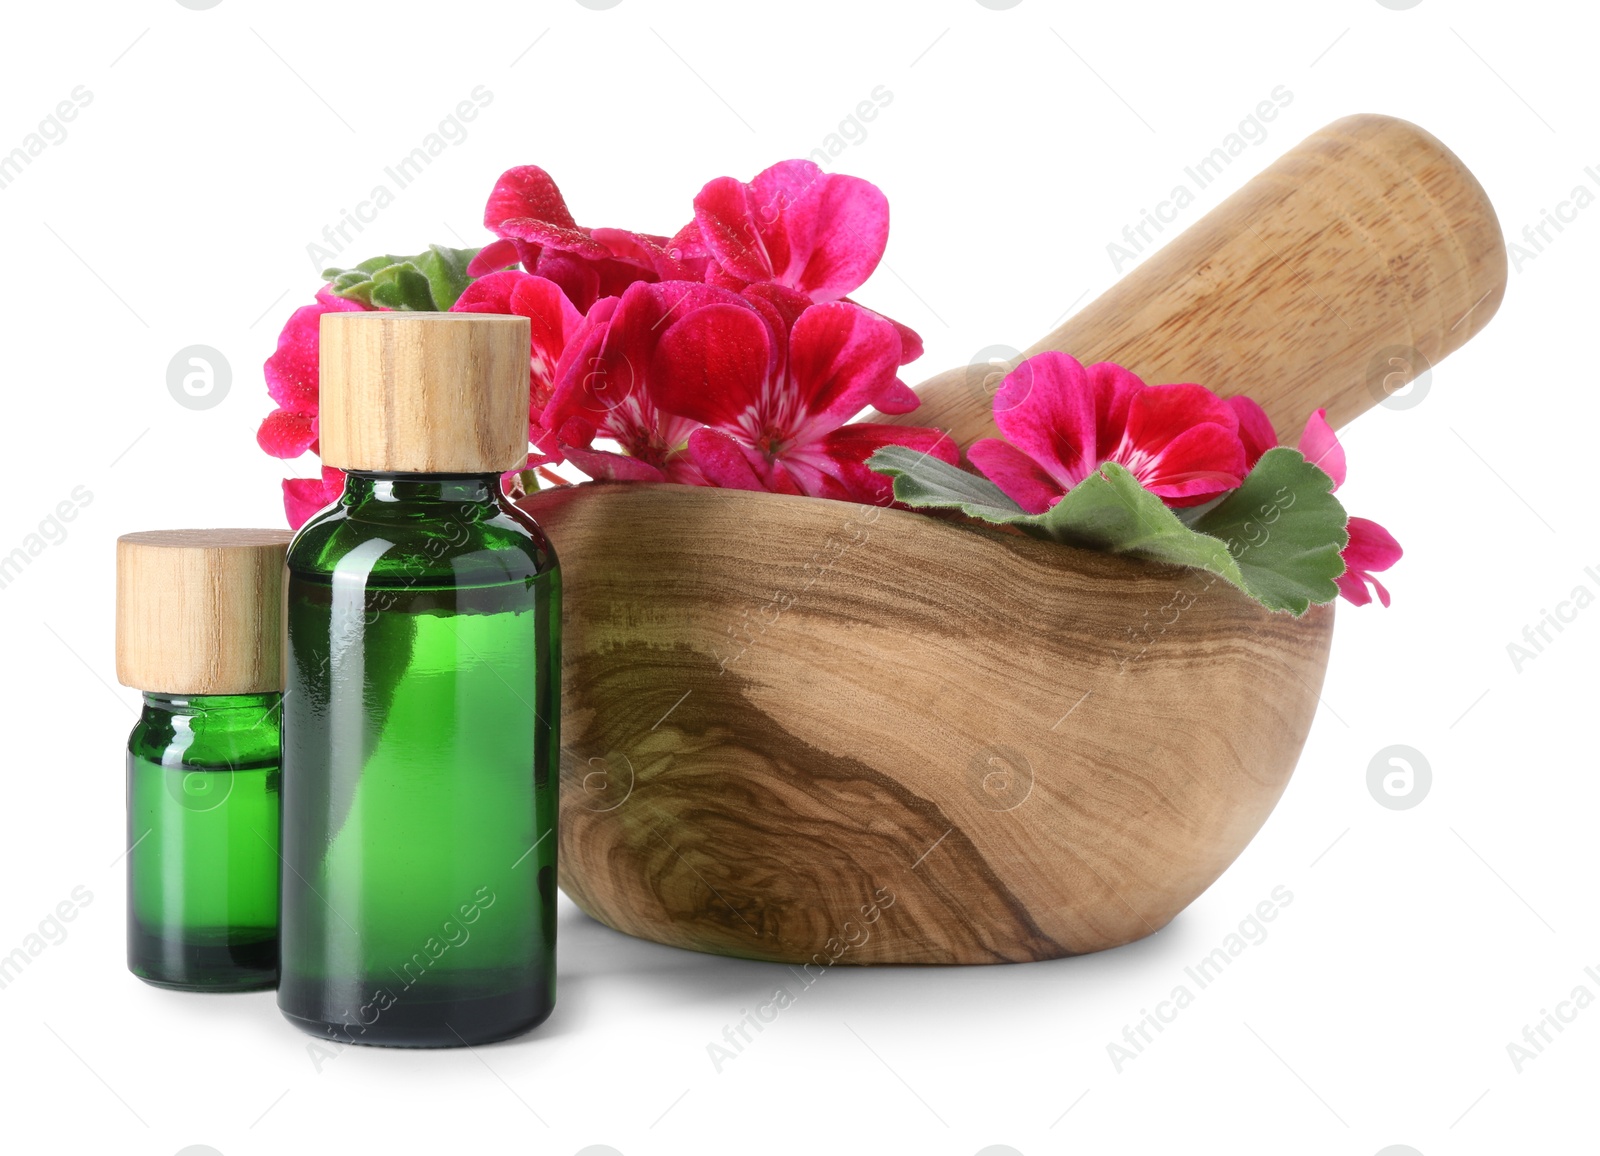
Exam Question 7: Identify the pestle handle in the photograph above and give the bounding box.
[898,114,1507,447]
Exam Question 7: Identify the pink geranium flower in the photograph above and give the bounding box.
[469,166,699,313]
[967,353,1249,512]
[257,286,370,460]
[256,160,962,524]
[690,159,922,366]
[647,289,954,504]
[693,159,889,302]
[1336,517,1402,607]
[540,281,746,483]
[451,270,584,466]
[1295,408,1401,606]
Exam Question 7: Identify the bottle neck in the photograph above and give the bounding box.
[340,471,503,508]
[135,693,281,766]
[142,692,281,718]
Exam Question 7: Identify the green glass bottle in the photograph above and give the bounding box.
[116,529,292,992]
[278,312,559,1048]
[126,693,281,989]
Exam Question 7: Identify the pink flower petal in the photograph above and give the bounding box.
[744,160,821,271]
[531,252,604,315]
[508,239,545,269]
[263,287,367,413]
[693,176,773,285]
[1333,569,1376,607]
[1227,395,1279,469]
[666,219,708,262]
[968,437,1066,515]
[483,166,578,232]
[840,296,924,366]
[257,409,317,459]
[990,352,1101,490]
[483,165,607,257]
[1297,408,1347,489]
[687,427,774,493]
[1335,517,1401,607]
[1124,383,1240,457]
[499,211,596,250]
[466,238,521,277]
[701,258,749,292]
[1344,516,1403,571]
[873,378,922,416]
[649,302,773,429]
[561,444,669,483]
[1122,384,1245,503]
[782,458,855,499]
[693,160,890,302]
[660,455,710,486]
[785,302,907,440]
[980,353,1251,507]
[741,281,814,327]
[451,269,525,315]
[739,283,809,377]
[788,170,889,301]
[591,227,699,281]
[453,270,583,440]
[1083,361,1144,462]
[509,276,584,395]
[1135,421,1247,504]
[816,423,958,506]
[283,467,344,530]
[554,414,598,450]
[528,423,565,468]
[544,284,661,436]
[885,311,924,366]
[545,281,744,468]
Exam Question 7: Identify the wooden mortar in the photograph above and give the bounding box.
[524,114,1506,965]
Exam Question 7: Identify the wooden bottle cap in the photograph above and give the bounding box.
[318,311,531,473]
[115,529,292,695]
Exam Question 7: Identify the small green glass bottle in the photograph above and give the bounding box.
[278,311,559,1048]
[115,529,291,991]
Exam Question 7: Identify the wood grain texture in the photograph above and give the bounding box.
[885,114,1508,447]
[115,529,291,695]
[528,484,1334,964]
[319,311,530,473]
[533,113,1504,965]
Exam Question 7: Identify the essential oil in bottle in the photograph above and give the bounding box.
[115,529,291,992]
[278,311,559,1048]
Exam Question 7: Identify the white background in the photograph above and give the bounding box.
[0,1,1592,1153]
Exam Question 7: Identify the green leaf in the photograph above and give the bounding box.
[1024,462,1242,577]
[320,244,483,311]
[352,253,408,275]
[413,244,479,311]
[1189,447,1349,614]
[866,444,1349,615]
[367,261,437,311]
[326,269,377,303]
[321,266,381,307]
[865,445,1027,520]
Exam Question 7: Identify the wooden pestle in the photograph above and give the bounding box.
[892,114,1507,446]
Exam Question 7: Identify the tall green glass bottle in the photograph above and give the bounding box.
[278,312,559,1048]
[116,529,292,992]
